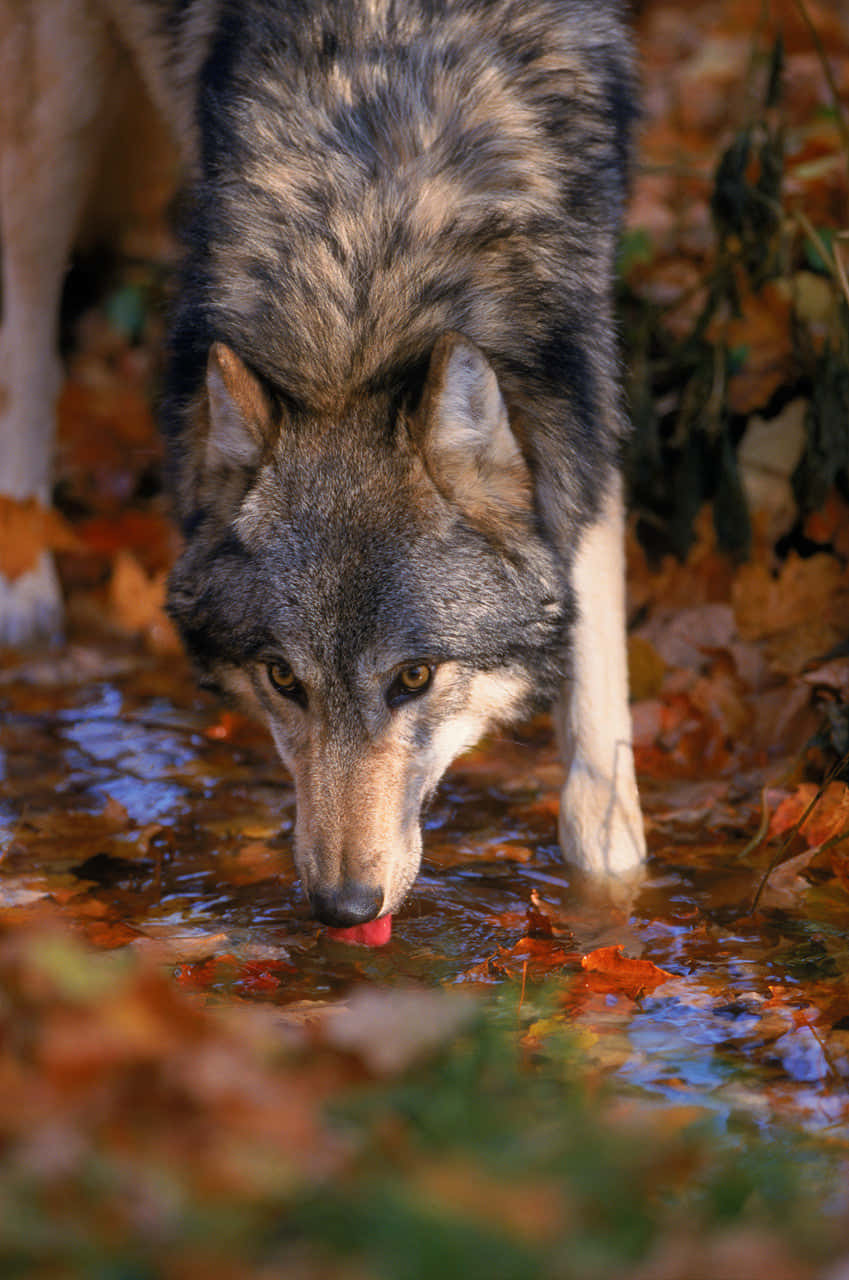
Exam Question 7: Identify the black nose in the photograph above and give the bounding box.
[309,881,384,928]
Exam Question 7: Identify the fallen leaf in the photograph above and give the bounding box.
[732,552,849,649]
[414,1159,567,1240]
[130,930,232,965]
[580,946,673,1000]
[0,497,81,581]
[629,635,667,700]
[108,549,181,652]
[76,509,177,575]
[709,280,794,414]
[803,489,849,556]
[768,782,849,850]
[319,987,476,1076]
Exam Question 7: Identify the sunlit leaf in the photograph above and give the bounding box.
[580,947,674,1000]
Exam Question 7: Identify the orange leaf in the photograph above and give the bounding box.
[803,489,849,558]
[769,782,849,850]
[581,946,673,999]
[108,549,181,652]
[732,552,849,642]
[504,936,579,972]
[0,496,81,580]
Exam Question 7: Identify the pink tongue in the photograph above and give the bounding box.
[325,914,392,946]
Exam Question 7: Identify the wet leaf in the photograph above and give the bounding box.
[580,946,674,1000]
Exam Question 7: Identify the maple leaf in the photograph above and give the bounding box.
[580,946,673,1000]
[108,549,181,652]
[0,496,81,581]
[733,552,849,640]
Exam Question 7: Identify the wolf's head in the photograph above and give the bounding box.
[168,334,567,926]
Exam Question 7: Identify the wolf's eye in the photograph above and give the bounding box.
[387,663,433,707]
[267,660,305,705]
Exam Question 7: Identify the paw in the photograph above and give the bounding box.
[0,552,63,646]
[558,755,646,877]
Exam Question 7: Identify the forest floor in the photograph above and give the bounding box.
[2,1,849,1276]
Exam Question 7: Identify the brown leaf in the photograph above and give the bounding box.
[768,782,849,850]
[581,946,673,1000]
[108,549,181,652]
[56,378,161,510]
[733,553,849,641]
[628,635,667,700]
[319,987,476,1076]
[505,936,580,974]
[803,489,849,558]
[76,509,177,575]
[414,1159,567,1241]
[708,281,794,414]
[0,496,81,581]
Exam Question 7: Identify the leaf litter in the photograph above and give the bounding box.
[2,0,849,1273]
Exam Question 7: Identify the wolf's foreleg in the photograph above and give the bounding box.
[0,1,115,643]
[556,475,646,875]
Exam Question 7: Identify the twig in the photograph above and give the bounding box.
[737,785,772,860]
[517,958,529,1022]
[798,1013,849,1092]
[832,231,849,310]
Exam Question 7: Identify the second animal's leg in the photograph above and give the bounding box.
[0,1,116,642]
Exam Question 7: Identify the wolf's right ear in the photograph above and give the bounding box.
[205,343,273,470]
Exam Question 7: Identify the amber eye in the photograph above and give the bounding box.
[388,663,433,707]
[267,660,305,706]
[400,664,431,691]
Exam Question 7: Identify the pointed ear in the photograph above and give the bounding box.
[205,343,273,470]
[416,333,532,526]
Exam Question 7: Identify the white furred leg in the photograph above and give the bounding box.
[556,476,646,876]
[0,1,115,643]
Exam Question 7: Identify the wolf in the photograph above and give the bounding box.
[0,0,646,930]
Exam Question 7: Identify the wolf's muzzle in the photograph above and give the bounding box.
[309,881,384,927]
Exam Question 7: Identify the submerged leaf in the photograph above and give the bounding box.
[581,947,674,1000]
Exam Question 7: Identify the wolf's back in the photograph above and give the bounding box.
[154,0,634,524]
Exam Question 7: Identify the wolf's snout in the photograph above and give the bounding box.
[309,881,384,928]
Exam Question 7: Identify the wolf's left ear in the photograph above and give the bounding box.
[205,343,274,470]
[416,333,532,525]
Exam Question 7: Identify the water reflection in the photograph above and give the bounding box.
[2,644,849,1143]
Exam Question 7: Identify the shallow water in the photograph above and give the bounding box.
[3,641,849,1147]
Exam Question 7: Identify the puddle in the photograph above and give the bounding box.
[3,641,849,1146]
